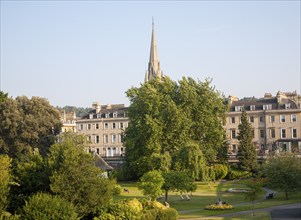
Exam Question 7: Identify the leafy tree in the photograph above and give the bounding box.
[138,170,164,201]
[237,110,257,171]
[48,133,115,217]
[0,155,12,212]
[10,149,50,210]
[243,178,266,216]
[174,141,206,180]
[22,193,78,220]
[0,96,62,158]
[162,171,197,202]
[124,77,227,179]
[263,153,301,199]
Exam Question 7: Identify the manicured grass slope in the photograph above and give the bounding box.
[116,180,300,219]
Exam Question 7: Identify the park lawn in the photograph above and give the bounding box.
[116,180,300,219]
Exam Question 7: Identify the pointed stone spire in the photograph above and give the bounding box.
[145,18,163,82]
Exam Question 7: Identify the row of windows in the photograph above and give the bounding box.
[78,122,128,131]
[234,104,291,112]
[230,114,297,124]
[91,147,124,157]
[231,128,298,139]
[87,134,123,144]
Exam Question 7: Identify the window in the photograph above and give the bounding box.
[118,134,122,143]
[104,123,109,129]
[291,114,297,122]
[235,106,243,112]
[96,148,99,154]
[252,129,255,138]
[96,135,99,143]
[280,115,285,123]
[249,116,254,123]
[260,129,265,138]
[87,124,91,130]
[105,113,109,118]
[112,123,116,129]
[96,124,99,129]
[263,105,272,110]
[231,117,235,124]
[104,135,109,143]
[292,128,297,138]
[260,116,264,123]
[113,112,118,118]
[231,130,236,139]
[79,124,83,130]
[270,115,275,123]
[232,144,237,150]
[250,105,255,111]
[281,129,286,139]
[112,134,116,143]
[270,128,275,138]
[285,103,291,109]
[119,122,124,129]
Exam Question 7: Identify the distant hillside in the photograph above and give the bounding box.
[57,106,92,118]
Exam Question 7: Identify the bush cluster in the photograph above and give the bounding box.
[94,199,178,220]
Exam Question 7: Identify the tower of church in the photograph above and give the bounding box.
[144,18,163,83]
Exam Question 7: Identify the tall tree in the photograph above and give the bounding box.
[0,96,62,158]
[237,109,257,171]
[48,133,115,217]
[263,153,301,199]
[0,155,12,213]
[123,77,227,179]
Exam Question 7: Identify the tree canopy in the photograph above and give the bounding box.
[0,96,62,158]
[123,77,227,179]
[263,153,301,199]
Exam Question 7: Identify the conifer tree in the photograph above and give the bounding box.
[237,109,257,171]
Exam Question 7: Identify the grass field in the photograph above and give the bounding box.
[116,180,300,219]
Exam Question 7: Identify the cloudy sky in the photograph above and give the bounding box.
[1,1,300,107]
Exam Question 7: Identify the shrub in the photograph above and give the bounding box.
[22,193,78,220]
[205,204,233,210]
[158,208,178,220]
[213,164,228,180]
[226,169,252,180]
[112,184,122,196]
[106,199,142,220]
[93,213,115,220]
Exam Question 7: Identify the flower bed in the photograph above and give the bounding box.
[205,203,233,210]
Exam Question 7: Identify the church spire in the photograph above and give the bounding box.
[145,18,163,82]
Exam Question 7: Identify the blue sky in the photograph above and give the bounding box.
[1,1,300,107]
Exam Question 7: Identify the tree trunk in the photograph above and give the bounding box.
[165,191,168,202]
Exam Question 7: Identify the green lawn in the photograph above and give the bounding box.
[116,180,300,219]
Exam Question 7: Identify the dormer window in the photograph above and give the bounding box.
[263,105,272,110]
[235,106,243,112]
[250,105,255,111]
[105,113,109,118]
[285,104,291,109]
[113,112,118,118]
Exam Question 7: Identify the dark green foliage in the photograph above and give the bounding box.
[141,208,178,220]
[226,168,252,180]
[237,110,257,172]
[48,133,115,217]
[22,193,78,220]
[0,91,8,103]
[263,153,301,199]
[124,77,227,179]
[10,149,50,211]
[0,96,62,158]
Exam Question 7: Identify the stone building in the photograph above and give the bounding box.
[225,91,301,156]
[60,110,77,133]
[76,102,129,157]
